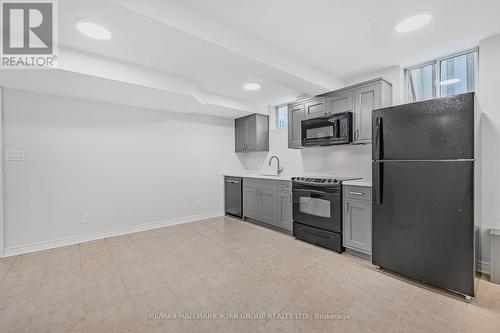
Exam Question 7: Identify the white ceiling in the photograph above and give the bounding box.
[178,0,500,79]
[1,0,500,117]
[60,0,332,105]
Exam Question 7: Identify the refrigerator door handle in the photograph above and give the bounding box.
[375,117,383,160]
[374,162,384,205]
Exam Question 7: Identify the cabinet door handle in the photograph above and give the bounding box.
[346,202,349,212]
[349,191,364,196]
[355,129,359,140]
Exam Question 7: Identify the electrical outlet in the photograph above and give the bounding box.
[5,150,26,161]
[82,214,91,224]
[196,200,203,206]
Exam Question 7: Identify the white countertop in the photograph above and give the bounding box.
[224,171,367,184]
[342,180,372,187]
[224,171,293,181]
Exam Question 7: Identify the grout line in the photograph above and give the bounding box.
[301,252,330,269]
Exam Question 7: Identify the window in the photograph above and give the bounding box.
[406,49,478,103]
[407,63,436,102]
[439,51,478,97]
[275,104,288,129]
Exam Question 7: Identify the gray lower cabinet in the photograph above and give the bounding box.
[260,189,278,225]
[243,179,292,231]
[235,113,269,152]
[353,81,392,144]
[343,185,372,255]
[277,191,293,230]
[243,186,261,220]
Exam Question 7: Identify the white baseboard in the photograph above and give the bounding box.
[3,211,224,257]
[477,260,491,275]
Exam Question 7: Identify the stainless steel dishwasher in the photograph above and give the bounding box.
[224,176,242,218]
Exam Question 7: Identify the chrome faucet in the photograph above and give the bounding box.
[268,155,284,175]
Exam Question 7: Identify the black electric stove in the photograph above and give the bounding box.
[291,176,360,252]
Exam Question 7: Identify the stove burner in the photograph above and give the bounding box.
[292,177,339,184]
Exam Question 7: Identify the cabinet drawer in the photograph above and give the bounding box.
[278,181,292,192]
[343,185,372,201]
[244,178,277,190]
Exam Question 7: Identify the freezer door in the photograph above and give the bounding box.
[373,93,474,161]
[372,161,475,297]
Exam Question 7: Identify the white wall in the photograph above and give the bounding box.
[2,89,245,252]
[478,34,500,266]
[243,68,404,180]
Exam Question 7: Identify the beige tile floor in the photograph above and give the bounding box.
[1,216,500,333]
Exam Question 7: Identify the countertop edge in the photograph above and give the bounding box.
[342,180,372,187]
[224,173,292,181]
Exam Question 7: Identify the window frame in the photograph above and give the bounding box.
[275,103,288,129]
[405,47,479,103]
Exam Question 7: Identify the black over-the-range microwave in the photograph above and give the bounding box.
[301,112,353,146]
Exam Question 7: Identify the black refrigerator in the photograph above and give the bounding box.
[372,92,476,298]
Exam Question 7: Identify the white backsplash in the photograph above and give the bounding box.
[241,128,372,180]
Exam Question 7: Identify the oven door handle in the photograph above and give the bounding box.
[293,189,337,197]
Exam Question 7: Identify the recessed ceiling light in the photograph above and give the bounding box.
[76,20,112,40]
[395,13,432,33]
[244,83,261,91]
[440,78,461,86]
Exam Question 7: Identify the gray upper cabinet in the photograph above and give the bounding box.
[327,90,354,114]
[304,97,327,120]
[235,114,269,153]
[353,80,392,144]
[245,115,257,151]
[286,78,392,149]
[235,117,246,152]
[288,103,304,149]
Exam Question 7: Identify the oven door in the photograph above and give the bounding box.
[293,188,341,233]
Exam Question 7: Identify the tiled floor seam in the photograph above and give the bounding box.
[301,252,330,269]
